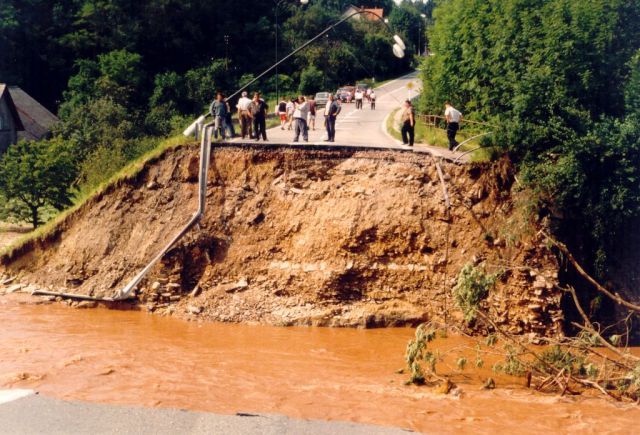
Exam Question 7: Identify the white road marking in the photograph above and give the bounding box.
[0,389,35,405]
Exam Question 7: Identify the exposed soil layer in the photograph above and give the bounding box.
[0,144,563,336]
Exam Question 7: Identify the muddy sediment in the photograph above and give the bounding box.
[0,144,563,336]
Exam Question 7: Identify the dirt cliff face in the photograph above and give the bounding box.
[0,144,564,336]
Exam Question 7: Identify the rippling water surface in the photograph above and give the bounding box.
[1,297,637,433]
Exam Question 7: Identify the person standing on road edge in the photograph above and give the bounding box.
[370,90,376,110]
[277,97,288,130]
[292,95,309,142]
[286,98,295,130]
[307,95,317,131]
[237,91,253,139]
[445,101,463,151]
[211,92,228,140]
[250,92,268,141]
[224,96,235,138]
[324,94,340,142]
[401,99,415,147]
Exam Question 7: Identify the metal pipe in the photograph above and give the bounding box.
[452,131,493,152]
[113,122,214,300]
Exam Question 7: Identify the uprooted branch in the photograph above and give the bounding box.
[542,232,640,313]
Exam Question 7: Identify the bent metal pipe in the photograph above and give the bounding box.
[33,122,215,302]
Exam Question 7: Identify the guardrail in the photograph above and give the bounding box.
[417,114,494,129]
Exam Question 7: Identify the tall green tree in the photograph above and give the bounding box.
[0,139,77,228]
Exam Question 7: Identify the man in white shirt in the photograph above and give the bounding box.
[444,102,463,151]
[354,89,364,109]
[237,91,253,139]
[292,95,309,142]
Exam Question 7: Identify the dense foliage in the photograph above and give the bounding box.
[0,139,77,228]
[0,0,427,227]
[420,0,640,277]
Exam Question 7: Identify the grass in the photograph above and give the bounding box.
[386,108,495,162]
[0,134,193,259]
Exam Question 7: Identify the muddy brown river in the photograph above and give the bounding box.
[1,297,638,434]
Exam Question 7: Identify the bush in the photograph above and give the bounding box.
[453,263,498,323]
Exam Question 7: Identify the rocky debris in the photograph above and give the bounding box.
[0,147,566,336]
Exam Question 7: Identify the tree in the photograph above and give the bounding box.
[298,65,324,95]
[419,0,640,277]
[0,139,77,228]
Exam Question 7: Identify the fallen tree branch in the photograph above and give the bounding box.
[543,232,640,312]
[565,286,640,364]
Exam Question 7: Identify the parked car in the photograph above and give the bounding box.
[336,86,355,103]
[314,91,330,107]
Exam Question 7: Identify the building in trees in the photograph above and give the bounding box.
[0,84,24,154]
[0,84,59,154]
[9,87,59,143]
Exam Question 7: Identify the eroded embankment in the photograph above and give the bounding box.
[0,144,563,336]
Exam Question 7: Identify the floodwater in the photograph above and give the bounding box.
[1,297,638,434]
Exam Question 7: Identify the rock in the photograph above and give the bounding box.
[527,304,542,311]
[182,155,200,182]
[5,284,24,293]
[161,292,172,298]
[187,305,203,315]
[169,295,181,302]
[76,301,98,309]
[151,282,161,291]
[166,283,181,289]
[146,180,158,190]
[190,285,201,297]
[224,278,249,293]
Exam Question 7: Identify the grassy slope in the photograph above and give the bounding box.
[386,108,494,162]
[0,135,192,258]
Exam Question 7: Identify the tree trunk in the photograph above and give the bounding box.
[30,206,39,229]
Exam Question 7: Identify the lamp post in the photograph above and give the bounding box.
[275,0,310,103]
[183,6,406,136]
[419,13,426,56]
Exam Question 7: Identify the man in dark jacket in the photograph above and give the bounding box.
[250,92,268,141]
[323,94,340,142]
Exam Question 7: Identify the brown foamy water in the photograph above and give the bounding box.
[0,297,637,434]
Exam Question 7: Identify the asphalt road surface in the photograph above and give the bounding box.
[231,72,462,161]
[0,390,412,435]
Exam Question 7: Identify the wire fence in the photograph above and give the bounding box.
[417,114,494,132]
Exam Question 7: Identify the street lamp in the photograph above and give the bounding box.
[275,0,310,102]
[418,13,426,56]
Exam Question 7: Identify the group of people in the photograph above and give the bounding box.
[400,100,463,150]
[212,87,463,151]
[276,94,341,142]
[211,91,269,141]
[354,87,376,110]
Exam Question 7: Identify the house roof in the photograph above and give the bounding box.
[0,84,25,131]
[343,5,384,20]
[8,86,59,141]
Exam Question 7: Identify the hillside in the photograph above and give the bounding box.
[0,143,567,336]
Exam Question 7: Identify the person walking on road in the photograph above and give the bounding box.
[237,91,253,139]
[286,98,295,130]
[444,101,463,151]
[292,96,309,142]
[250,92,268,141]
[307,95,317,131]
[354,88,364,109]
[277,97,288,130]
[324,94,340,142]
[401,99,415,147]
[370,90,376,110]
[211,92,229,140]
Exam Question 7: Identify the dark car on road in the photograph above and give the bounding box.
[336,86,355,103]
